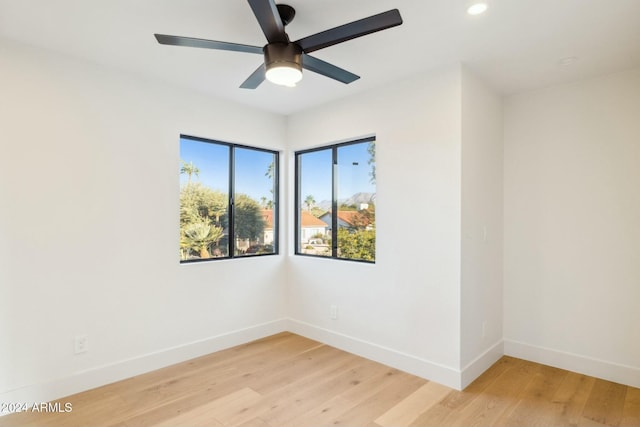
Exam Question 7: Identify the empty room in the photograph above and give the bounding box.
[1,0,639,426]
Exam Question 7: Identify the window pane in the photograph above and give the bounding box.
[298,149,332,257]
[336,141,376,262]
[234,148,277,256]
[180,138,230,261]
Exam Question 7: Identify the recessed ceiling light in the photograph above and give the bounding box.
[467,3,488,15]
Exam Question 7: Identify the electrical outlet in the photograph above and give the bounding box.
[74,334,88,354]
[330,304,338,320]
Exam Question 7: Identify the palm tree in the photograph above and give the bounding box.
[180,160,200,187]
[304,194,316,211]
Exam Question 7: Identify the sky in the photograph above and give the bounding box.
[180,137,376,205]
[300,142,376,203]
[180,137,275,203]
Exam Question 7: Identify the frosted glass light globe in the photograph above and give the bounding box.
[266,65,303,87]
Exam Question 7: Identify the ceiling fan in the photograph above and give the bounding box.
[154,0,403,89]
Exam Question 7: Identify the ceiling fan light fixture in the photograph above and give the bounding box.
[155,1,403,89]
[467,2,488,15]
[264,42,303,87]
[266,65,302,87]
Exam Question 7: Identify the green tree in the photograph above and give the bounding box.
[337,228,375,262]
[234,194,265,242]
[180,182,228,259]
[180,183,227,227]
[350,206,375,230]
[338,203,358,211]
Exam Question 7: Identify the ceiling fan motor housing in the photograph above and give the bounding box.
[263,42,303,72]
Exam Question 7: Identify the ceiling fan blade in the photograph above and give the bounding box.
[247,0,288,43]
[302,54,359,84]
[155,34,263,54]
[240,64,266,89]
[295,9,403,54]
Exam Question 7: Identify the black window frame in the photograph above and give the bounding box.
[294,136,376,264]
[180,134,279,263]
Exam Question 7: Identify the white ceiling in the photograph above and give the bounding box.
[1,0,639,115]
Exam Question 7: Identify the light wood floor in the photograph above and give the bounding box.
[2,332,639,427]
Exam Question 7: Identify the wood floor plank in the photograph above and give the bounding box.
[441,356,524,411]
[375,380,452,427]
[552,371,596,426]
[150,386,265,427]
[408,357,527,427]
[582,379,627,426]
[272,357,388,426]
[236,417,273,427]
[261,357,390,426]
[151,403,225,427]
[280,396,354,427]
[2,333,639,427]
[193,387,264,426]
[278,363,416,427]
[445,358,541,427]
[329,371,426,426]
[494,364,568,427]
[576,414,612,427]
[621,385,640,427]
[407,398,460,427]
[247,343,351,395]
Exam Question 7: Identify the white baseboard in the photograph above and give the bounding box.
[0,319,288,416]
[286,319,463,390]
[504,339,640,388]
[460,340,504,389]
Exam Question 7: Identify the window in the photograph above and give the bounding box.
[179,135,278,262]
[295,137,376,262]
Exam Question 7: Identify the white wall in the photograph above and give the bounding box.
[504,68,640,387]
[0,38,288,406]
[286,67,465,387]
[460,68,504,386]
